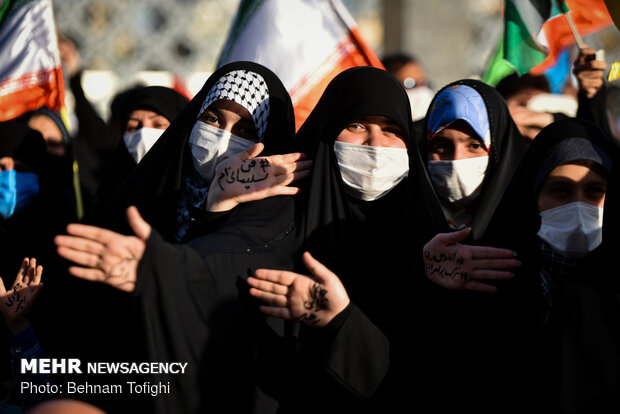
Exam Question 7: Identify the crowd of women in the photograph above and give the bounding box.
[0,39,618,414]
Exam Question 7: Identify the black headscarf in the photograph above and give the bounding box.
[116,85,189,132]
[92,86,190,216]
[418,78,528,240]
[483,118,620,412]
[94,61,295,240]
[292,66,429,280]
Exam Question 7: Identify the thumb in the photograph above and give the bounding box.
[0,277,6,295]
[302,251,337,284]
[437,227,472,246]
[239,143,264,160]
[126,206,151,241]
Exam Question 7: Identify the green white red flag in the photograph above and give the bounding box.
[0,0,65,122]
[217,0,384,130]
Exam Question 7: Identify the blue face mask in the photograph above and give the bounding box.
[0,170,39,219]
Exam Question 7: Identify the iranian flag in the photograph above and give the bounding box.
[0,0,65,122]
[217,0,384,130]
[483,0,614,84]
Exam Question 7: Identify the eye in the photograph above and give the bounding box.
[468,141,485,151]
[346,123,365,131]
[203,114,219,125]
[548,185,570,194]
[383,126,404,137]
[428,141,446,153]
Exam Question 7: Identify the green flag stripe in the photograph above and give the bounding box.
[504,0,549,74]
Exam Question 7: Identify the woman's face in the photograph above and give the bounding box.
[427,120,487,161]
[537,163,607,212]
[336,116,406,148]
[198,99,258,142]
[124,110,170,134]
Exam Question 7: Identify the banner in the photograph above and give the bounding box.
[0,0,65,122]
[217,0,384,130]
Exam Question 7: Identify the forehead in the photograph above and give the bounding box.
[27,114,62,137]
[205,99,253,120]
[127,109,163,120]
[430,120,480,142]
[546,163,607,182]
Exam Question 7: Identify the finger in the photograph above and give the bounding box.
[32,265,43,285]
[246,277,289,295]
[472,258,520,270]
[469,269,515,280]
[468,245,516,260]
[434,228,472,246]
[463,281,499,293]
[24,258,37,285]
[55,235,104,256]
[248,288,288,307]
[240,143,264,160]
[267,152,308,164]
[64,223,121,244]
[14,258,29,285]
[258,305,292,320]
[254,268,297,285]
[302,251,337,284]
[0,277,6,295]
[57,246,99,268]
[270,159,313,176]
[126,206,151,241]
[67,266,106,283]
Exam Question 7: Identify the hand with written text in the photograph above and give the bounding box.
[206,143,312,212]
[573,47,607,99]
[55,206,150,292]
[423,228,519,293]
[0,258,43,334]
[247,252,350,328]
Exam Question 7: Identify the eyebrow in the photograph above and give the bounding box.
[128,114,167,121]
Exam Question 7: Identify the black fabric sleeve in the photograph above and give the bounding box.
[133,229,214,414]
[299,302,390,399]
[576,84,612,137]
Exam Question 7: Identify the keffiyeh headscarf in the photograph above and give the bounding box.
[198,70,270,141]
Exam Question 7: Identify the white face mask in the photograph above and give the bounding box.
[334,141,409,201]
[537,201,604,258]
[427,155,489,204]
[123,127,165,164]
[189,122,255,184]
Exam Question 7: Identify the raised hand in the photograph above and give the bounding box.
[573,47,607,99]
[248,251,350,327]
[206,143,312,212]
[0,258,43,334]
[423,228,519,293]
[55,206,151,292]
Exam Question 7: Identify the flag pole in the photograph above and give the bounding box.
[557,0,585,49]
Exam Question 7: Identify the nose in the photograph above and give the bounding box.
[452,144,467,160]
[365,125,385,147]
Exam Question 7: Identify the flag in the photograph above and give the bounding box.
[529,0,614,75]
[481,34,516,86]
[217,0,384,130]
[503,0,570,75]
[0,0,65,122]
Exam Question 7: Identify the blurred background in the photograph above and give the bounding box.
[52,0,620,120]
[52,0,506,118]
